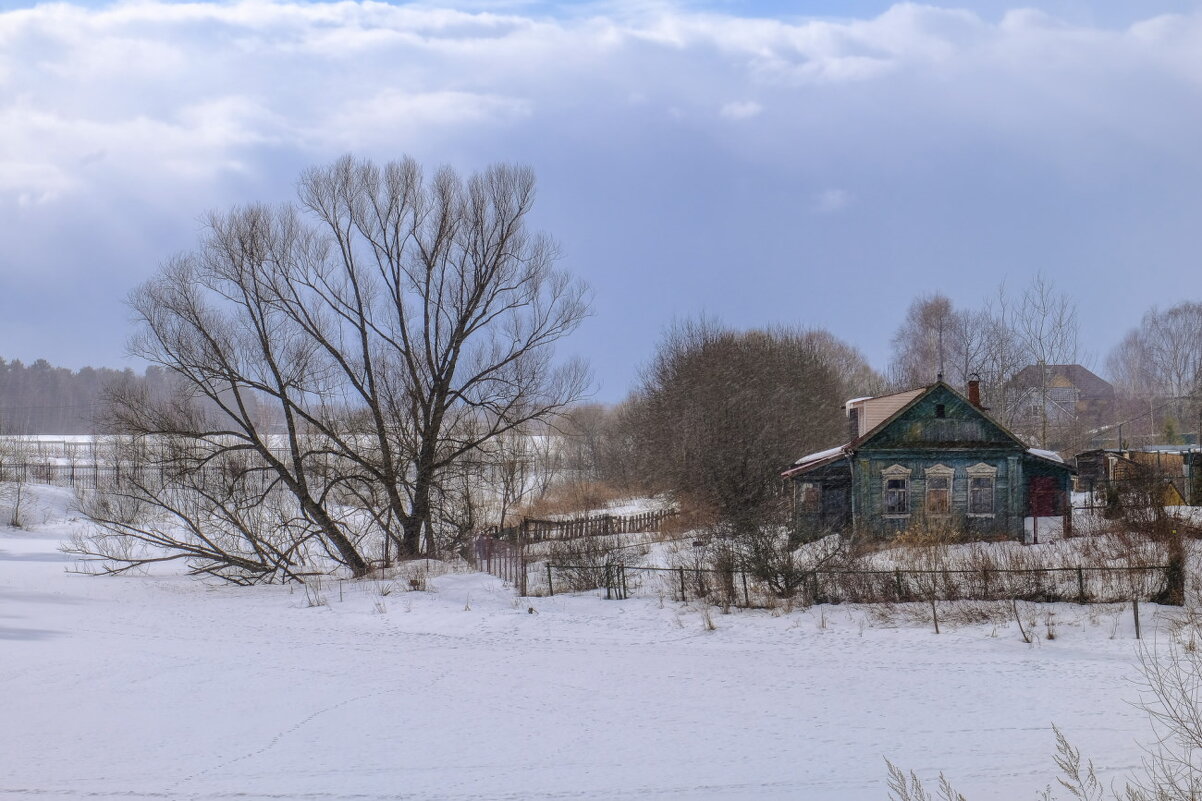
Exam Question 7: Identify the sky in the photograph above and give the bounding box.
[5,0,1202,401]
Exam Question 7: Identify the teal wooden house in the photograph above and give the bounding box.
[783,380,1073,543]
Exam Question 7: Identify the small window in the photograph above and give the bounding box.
[885,478,909,514]
[969,476,995,516]
[935,404,946,419]
[799,483,822,513]
[926,475,950,515]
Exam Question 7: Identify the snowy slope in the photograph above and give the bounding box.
[0,485,1166,800]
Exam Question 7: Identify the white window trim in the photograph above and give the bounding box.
[966,463,997,518]
[882,464,912,518]
[924,464,954,516]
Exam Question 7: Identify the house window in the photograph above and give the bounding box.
[924,464,954,516]
[966,463,998,517]
[926,476,950,514]
[799,483,822,513]
[886,479,908,514]
[935,404,946,419]
[969,477,995,515]
[882,465,912,517]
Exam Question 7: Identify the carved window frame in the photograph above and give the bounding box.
[924,464,954,516]
[966,462,998,517]
[882,464,912,518]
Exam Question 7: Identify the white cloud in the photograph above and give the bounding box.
[815,188,853,213]
[1,0,1199,213]
[5,0,1202,392]
[720,100,762,120]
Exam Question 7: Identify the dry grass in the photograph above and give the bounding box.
[518,481,631,519]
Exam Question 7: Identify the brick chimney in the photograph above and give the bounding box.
[967,376,982,409]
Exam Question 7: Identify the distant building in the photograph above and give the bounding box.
[784,380,1073,543]
[1005,364,1115,446]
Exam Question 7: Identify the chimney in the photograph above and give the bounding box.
[847,407,860,441]
[968,376,982,409]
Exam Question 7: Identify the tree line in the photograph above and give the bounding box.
[0,359,184,435]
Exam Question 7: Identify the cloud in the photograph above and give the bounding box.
[815,188,853,213]
[720,100,762,119]
[4,0,1202,391]
[2,0,1200,211]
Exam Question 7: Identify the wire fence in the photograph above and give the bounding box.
[537,561,1171,607]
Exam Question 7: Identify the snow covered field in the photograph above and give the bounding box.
[0,486,1167,800]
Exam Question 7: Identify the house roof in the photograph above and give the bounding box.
[784,381,1074,479]
[1008,364,1114,399]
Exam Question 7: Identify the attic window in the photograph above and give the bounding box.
[935,404,946,419]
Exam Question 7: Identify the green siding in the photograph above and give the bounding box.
[791,382,1073,542]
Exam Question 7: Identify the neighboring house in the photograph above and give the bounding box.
[1005,364,1115,438]
[784,380,1074,543]
[1076,446,1202,506]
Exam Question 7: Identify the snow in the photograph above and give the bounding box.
[0,484,1169,800]
[1028,447,1066,463]
[792,444,848,467]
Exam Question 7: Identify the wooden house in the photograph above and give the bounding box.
[784,380,1074,543]
[1076,446,1202,506]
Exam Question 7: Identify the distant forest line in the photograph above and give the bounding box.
[0,358,174,434]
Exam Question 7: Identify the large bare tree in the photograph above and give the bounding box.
[628,319,846,533]
[109,155,589,577]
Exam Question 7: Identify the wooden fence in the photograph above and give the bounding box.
[473,509,675,592]
[491,510,675,543]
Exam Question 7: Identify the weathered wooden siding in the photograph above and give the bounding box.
[789,382,1074,543]
[858,385,1019,450]
[852,452,1023,538]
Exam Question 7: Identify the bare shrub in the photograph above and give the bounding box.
[0,481,29,528]
[539,533,647,594]
[519,481,631,520]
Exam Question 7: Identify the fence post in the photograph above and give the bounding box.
[546,563,554,596]
[620,564,628,600]
[741,569,750,608]
[1133,598,1142,640]
[679,566,687,602]
[1077,566,1086,605]
[894,569,903,601]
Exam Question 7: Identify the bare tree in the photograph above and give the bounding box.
[888,294,992,393]
[889,293,959,388]
[102,155,588,578]
[629,319,845,533]
[1012,274,1083,447]
[1107,302,1202,440]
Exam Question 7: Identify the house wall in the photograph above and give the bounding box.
[851,451,1023,539]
